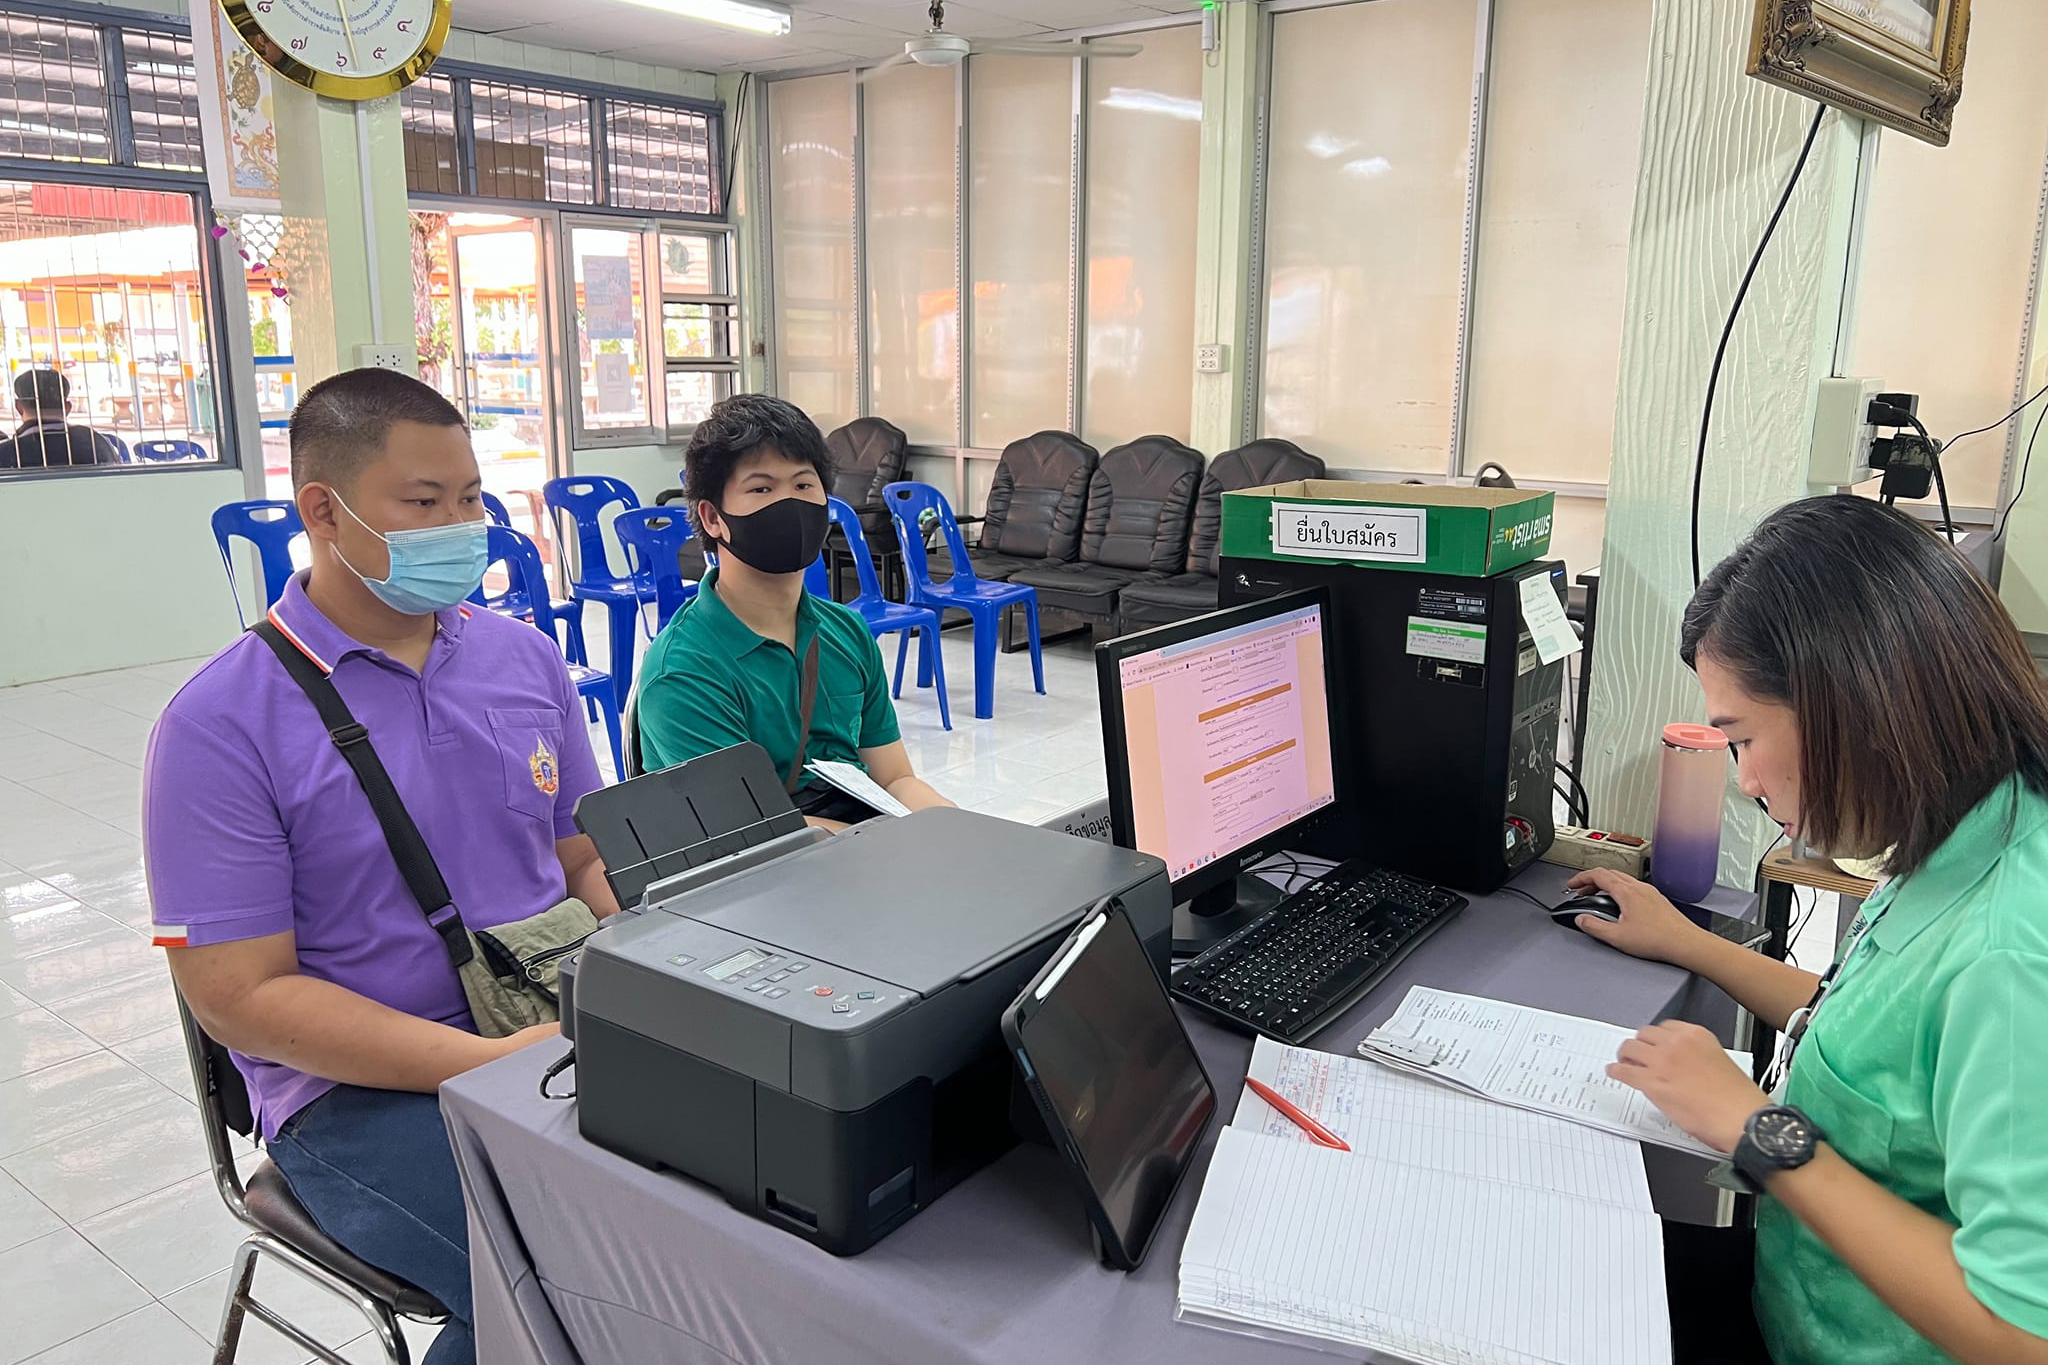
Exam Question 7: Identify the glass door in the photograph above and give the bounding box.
[411,210,558,585]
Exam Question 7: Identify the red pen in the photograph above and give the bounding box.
[1245,1076,1351,1152]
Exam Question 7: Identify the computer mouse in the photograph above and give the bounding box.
[1551,892,1623,929]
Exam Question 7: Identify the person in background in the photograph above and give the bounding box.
[1566,497,2048,1365]
[0,368,127,470]
[145,369,619,1365]
[635,393,952,829]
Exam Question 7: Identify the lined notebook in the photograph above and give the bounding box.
[1357,987,1749,1158]
[1179,1039,1670,1365]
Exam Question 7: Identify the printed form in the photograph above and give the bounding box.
[1360,986,1747,1158]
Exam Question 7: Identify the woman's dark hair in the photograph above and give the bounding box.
[1680,496,2048,877]
[682,394,834,512]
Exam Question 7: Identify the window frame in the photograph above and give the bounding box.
[657,224,738,441]
[0,1,242,480]
[405,62,725,221]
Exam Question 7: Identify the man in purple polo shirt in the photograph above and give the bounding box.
[144,368,618,1365]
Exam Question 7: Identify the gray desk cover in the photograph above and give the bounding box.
[441,865,1741,1365]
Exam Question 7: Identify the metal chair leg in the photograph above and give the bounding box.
[213,1240,260,1365]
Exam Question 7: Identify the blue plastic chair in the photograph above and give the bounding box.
[482,491,513,526]
[544,476,651,708]
[470,522,589,668]
[481,524,624,778]
[210,500,306,626]
[136,438,206,462]
[882,482,1043,721]
[807,498,951,731]
[612,506,704,637]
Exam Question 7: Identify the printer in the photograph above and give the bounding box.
[564,745,1171,1255]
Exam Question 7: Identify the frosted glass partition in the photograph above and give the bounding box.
[1259,0,1476,472]
[1850,0,2048,508]
[968,55,1076,451]
[1082,25,1201,449]
[768,74,858,431]
[1464,0,1651,485]
[863,63,960,445]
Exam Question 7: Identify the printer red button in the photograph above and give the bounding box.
[813,986,833,997]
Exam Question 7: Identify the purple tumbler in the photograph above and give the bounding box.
[1651,724,1729,905]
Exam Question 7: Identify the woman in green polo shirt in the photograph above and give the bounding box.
[1564,496,2048,1365]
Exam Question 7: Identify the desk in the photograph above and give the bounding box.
[442,864,1746,1365]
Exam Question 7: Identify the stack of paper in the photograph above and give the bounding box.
[1179,1039,1670,1365]
[1357,987,1748,1159]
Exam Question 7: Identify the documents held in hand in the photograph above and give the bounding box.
[1179,1038,1670,1365]
[1357,986,1747,1158]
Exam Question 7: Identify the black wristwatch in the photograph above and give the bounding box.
[1729,1105,1823,1195]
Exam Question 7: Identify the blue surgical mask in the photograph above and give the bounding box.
[330,491,489,616]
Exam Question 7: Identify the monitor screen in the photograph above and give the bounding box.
[1109,598,1337,884]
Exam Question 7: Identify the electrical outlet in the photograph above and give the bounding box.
[1195,343,1228,375]
[352,342,417,374]
[1810,376,1884,486]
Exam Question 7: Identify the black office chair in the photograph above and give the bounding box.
[1008,435,1204,634]
[931,430,1099,582]
[823,417,910,600]
[176,998,449,1365]
[1118,438,1328,630]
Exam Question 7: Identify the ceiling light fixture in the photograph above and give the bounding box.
[612,0,793,37]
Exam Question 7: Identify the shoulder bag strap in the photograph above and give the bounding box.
[784,636,821,794]
[249,621,473,968]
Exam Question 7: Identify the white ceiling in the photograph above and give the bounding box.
[452,0,1200,74]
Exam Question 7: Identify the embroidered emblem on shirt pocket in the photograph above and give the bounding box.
[488,708,563,824]
[530,736,559,795]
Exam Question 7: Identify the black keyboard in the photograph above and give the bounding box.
[1171,862,1466,1042]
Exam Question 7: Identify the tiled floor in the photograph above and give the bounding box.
[0,610,1103,1365]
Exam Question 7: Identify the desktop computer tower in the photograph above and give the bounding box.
[1219,556,1568,893]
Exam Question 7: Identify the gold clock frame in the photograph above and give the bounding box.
[219,0,453,101]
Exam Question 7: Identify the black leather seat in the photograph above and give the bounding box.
[1010,435,1204,623]
[1118,438,1328,630]
[243,1164,447,1319]
[931,430,1097,581]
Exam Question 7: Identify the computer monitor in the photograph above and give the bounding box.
[1095,589,1343,954]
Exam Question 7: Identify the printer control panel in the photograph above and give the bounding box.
[655,926,912,1030]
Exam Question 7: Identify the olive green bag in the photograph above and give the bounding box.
[253,621,598,1039]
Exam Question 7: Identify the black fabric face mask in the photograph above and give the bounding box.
[715,495,831,576]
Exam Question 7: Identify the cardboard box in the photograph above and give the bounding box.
[1220,480,1556,578]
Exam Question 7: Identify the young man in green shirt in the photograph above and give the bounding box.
[635,394,952,829]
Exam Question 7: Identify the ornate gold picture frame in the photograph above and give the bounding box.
[1748,0,1972,147]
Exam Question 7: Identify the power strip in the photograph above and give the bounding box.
[1541,825,1652,879]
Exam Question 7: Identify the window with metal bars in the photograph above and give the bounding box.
[398,68,721,217]
[0,12,114,165]
[400,72,460,195]
[120,28,201,173]
[606,100,716,215]
[472,78,596,205]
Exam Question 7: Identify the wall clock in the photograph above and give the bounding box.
[220,0,452,100]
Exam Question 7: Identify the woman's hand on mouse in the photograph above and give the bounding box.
[1608,1020,1770,1154]
[1563,868,1715,968]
